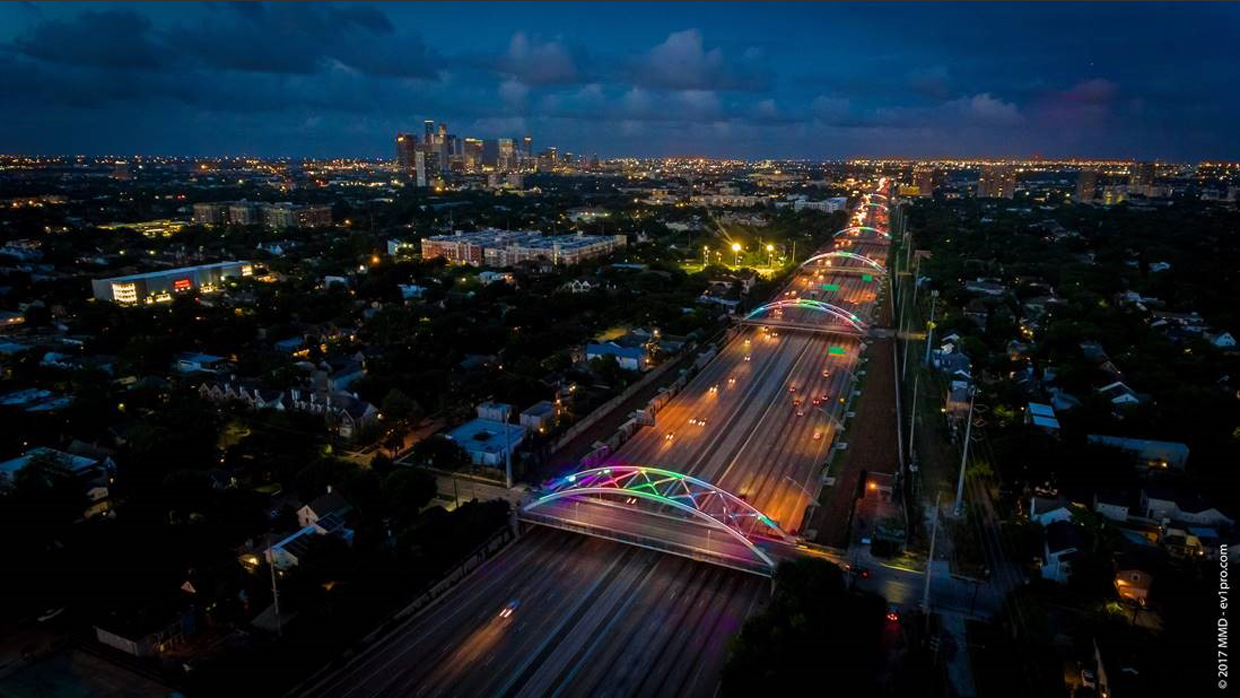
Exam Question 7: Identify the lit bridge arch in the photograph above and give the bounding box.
[833,225,891,239]
[744,298,867,333]
[801,250,886,273]
[524,466,792,571]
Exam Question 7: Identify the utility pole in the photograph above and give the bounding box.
[953,388,976,518]
[922,492,942,614]
[267,543,282,637]
[908,371,920,460]
[922,290,939,365]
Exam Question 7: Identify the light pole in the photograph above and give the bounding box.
[502,404,514,489]
[731,242,742,267]
[766,243,775,268]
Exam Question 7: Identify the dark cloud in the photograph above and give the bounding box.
[12,9,164,71]
[164,2,435,79]
[0,2,1236,159]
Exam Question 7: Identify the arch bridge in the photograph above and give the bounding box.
[520,466,793,576]
[738,298,868,336]
[833,225,891,240]
[800,250,886,275]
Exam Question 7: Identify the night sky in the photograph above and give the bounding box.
[1,1,1237,160]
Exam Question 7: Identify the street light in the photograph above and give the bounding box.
[766,243,775,267]
[731,242,742,266]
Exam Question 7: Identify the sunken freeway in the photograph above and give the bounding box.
[299,181,894,698]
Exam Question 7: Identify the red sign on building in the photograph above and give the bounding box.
[173,278,192,291]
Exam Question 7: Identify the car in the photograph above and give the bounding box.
[811,397,821,406]
[793,397,802,406]
[1080,668,1097,689]
[664,431,675,441]
[500,600,520,618]
[886,604,900,623]
[744,354,751,362]
[821,394,830,402]
[744,338,751,345]
[789,385,797,393]
[822,369,830,377]
[813,431,822,440]
[709,384,718,394]
[696,417,707,426]
[796,409,805,417]
[728,376,737,385]
[852,565,870,579]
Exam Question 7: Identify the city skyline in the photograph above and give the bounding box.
[2,1,1238,160]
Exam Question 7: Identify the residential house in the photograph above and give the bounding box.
[476,401,514,422]
[964,278,1006,296]
[586,341,649,371]
[1140,485,1234,529]
[1030,496,1075,526]
[173,351,228,374]
[0,447,114,518]
[1026,402,1060,431]
[1087,435,1189,471]
[1093,491,1131,522]
[297,490,351,528]
[94,607,196,658]
[519,401,556,432]
[1097,381,1141,406]
[1208,331,1236,348]
[944,382,972,420]
[560,279,597,294]
[1041,520,1085,583]
[1114,568,1153,606]
[286,388,378,439]
[398,283,427,300]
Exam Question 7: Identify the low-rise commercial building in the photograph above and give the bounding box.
[91,261,253,304]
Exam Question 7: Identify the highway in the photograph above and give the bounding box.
[300,527,767,698]
[300,180,894,698]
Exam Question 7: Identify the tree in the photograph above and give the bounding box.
[380,388,422,423]
[382,468,437,525]
[409,435,470,471]
[721,558,885,696]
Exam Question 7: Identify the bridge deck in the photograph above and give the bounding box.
[519,497,776,577]
[737,318,867,336]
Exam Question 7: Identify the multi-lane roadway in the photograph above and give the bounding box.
[301,181,894,698]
